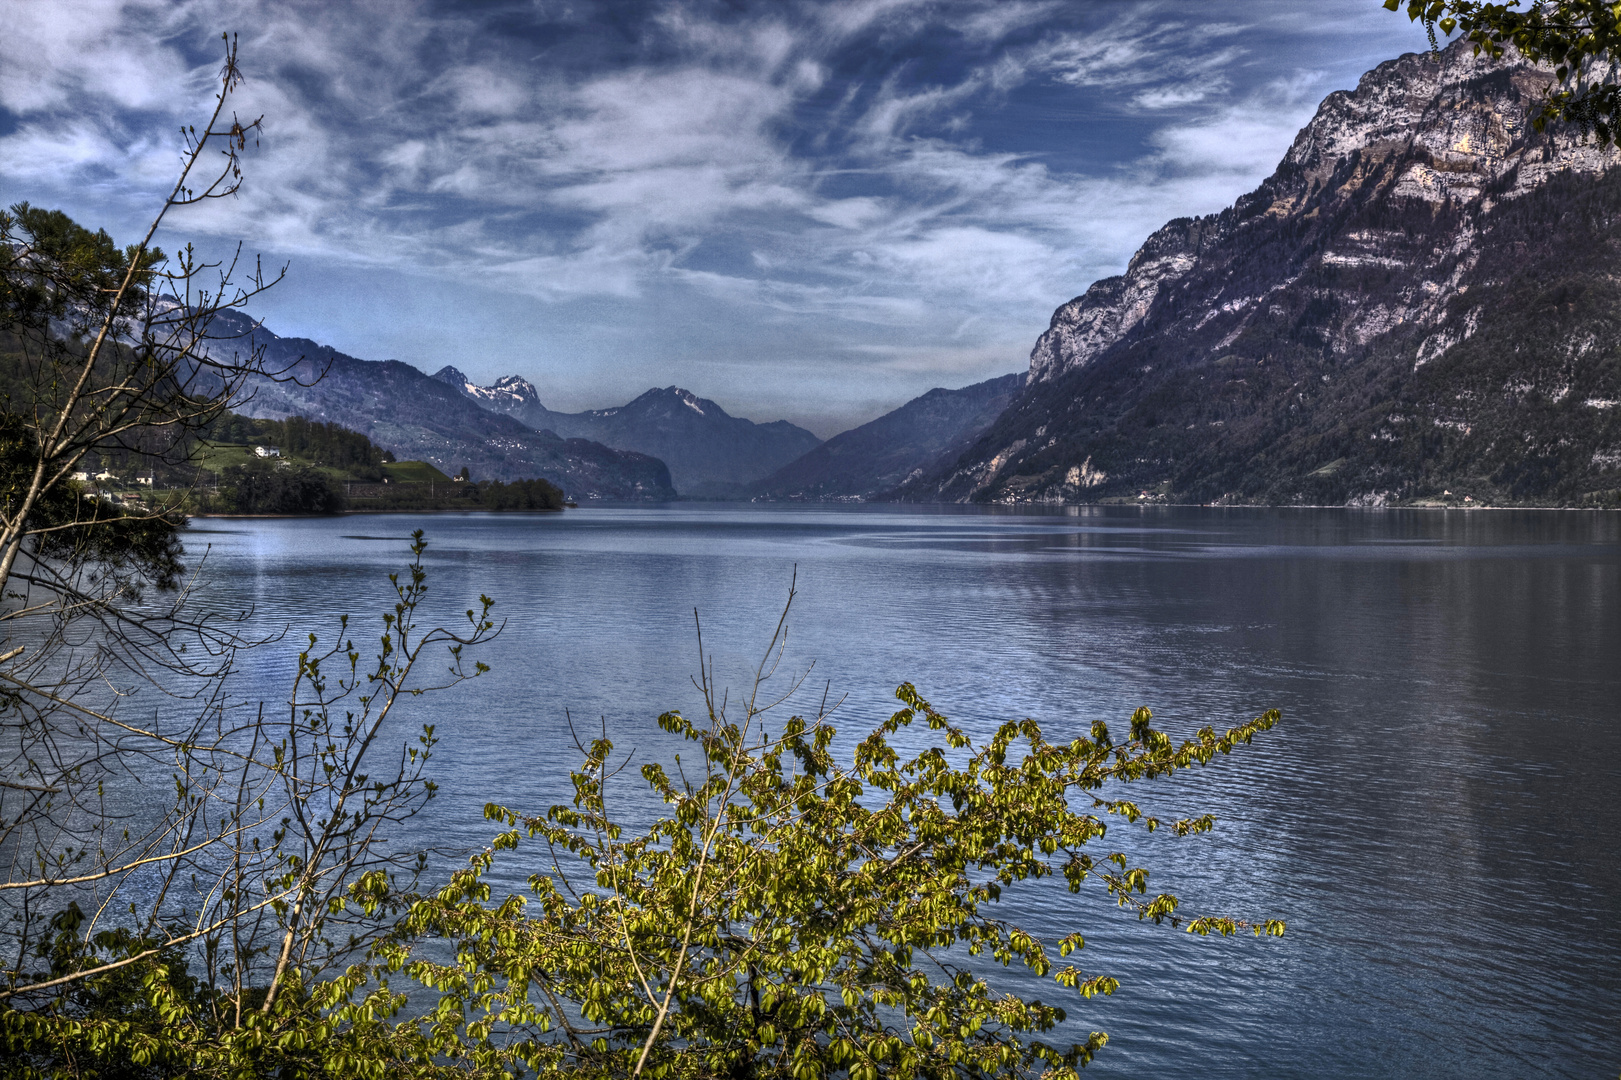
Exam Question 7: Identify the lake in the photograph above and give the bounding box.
[182,505,1621,1079]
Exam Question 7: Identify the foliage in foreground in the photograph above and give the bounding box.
[0,580,1281,1080]
[374,608,1282,1080]
[1,532,498,1080]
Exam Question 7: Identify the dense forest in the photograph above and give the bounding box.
[475,476,567,511]
[210,460,346,514]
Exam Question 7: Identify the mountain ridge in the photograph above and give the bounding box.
[896,41,1621,507]
[213,314,676,500]
[435,372,821,497]
[751,372,1025,501]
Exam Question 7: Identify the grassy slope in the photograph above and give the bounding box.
[382,460,452,484]
[187,442,448,484]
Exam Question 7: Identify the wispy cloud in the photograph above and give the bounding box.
[0,0,1435,431]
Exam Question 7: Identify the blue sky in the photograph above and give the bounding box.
[0,0,1435,436]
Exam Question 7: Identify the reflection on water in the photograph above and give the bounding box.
[184,505,1621,1079]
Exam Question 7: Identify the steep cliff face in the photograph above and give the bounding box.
[904,43,1621,506]
[436,373,821,497]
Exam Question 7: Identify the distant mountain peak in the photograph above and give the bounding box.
[450,378,820,495]
[669,387,706,415]
[620,386,712,416]
[432,368,543,409]
[752,372,1024,502]
[227,348,673,498]
[489,375,540,404]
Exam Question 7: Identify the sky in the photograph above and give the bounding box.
[0,0,1436,437]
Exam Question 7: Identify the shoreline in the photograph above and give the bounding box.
[188,501,1621,518]
[189,507,567,519]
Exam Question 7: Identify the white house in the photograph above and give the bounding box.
[254,446,281,458]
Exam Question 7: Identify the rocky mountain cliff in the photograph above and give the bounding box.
[751,372,1024,501]
[213,314,675,500]
[432,370,821,497]
[898,42,1621,507]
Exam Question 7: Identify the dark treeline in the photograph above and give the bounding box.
[213,461,344,514]
[476,476,565,511]
[205,413,393,480]
[207,468,564,515]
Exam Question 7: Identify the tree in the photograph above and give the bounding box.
[201,412,392,481]
[0,33,282,1005]
[214,460,346,514]
[2,29,1285,1079]
[379,585,1282,1079]
[477,476,566,511]
[1387,0,1621,141]
[0,29,288,844]
[0,35,501,1075]
[0,532,498,1077]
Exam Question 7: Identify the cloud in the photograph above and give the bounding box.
[1145,68,1341,190]
[1025,15,1246,93]
[854,75,987,140]
[0,0,1436,429]
[847,340,1030,374]
[954,1,1064,45]
[1134,82,1226,109]
[805,196,887,229]
[0,0,192,114]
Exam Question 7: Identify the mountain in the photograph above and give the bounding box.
[896,42,1621,508]
[751,372,1025,501]
[432,370,821,497]
[213,315,675,500]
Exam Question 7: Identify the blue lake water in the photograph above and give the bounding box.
[182,505,1621,1079]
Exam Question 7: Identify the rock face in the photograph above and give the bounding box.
[434,372,821,498]
[215,316,675,500]
[900,42,1621,506]
[432,368,542,413]
[752,372,1024,501]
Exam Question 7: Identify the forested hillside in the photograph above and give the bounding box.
[204,413,393,480]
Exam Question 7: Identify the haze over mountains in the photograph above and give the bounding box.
[217,41,1621,509]
[220,308,1019,501]
[430,370,819,497]
[751,373,1025,501]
